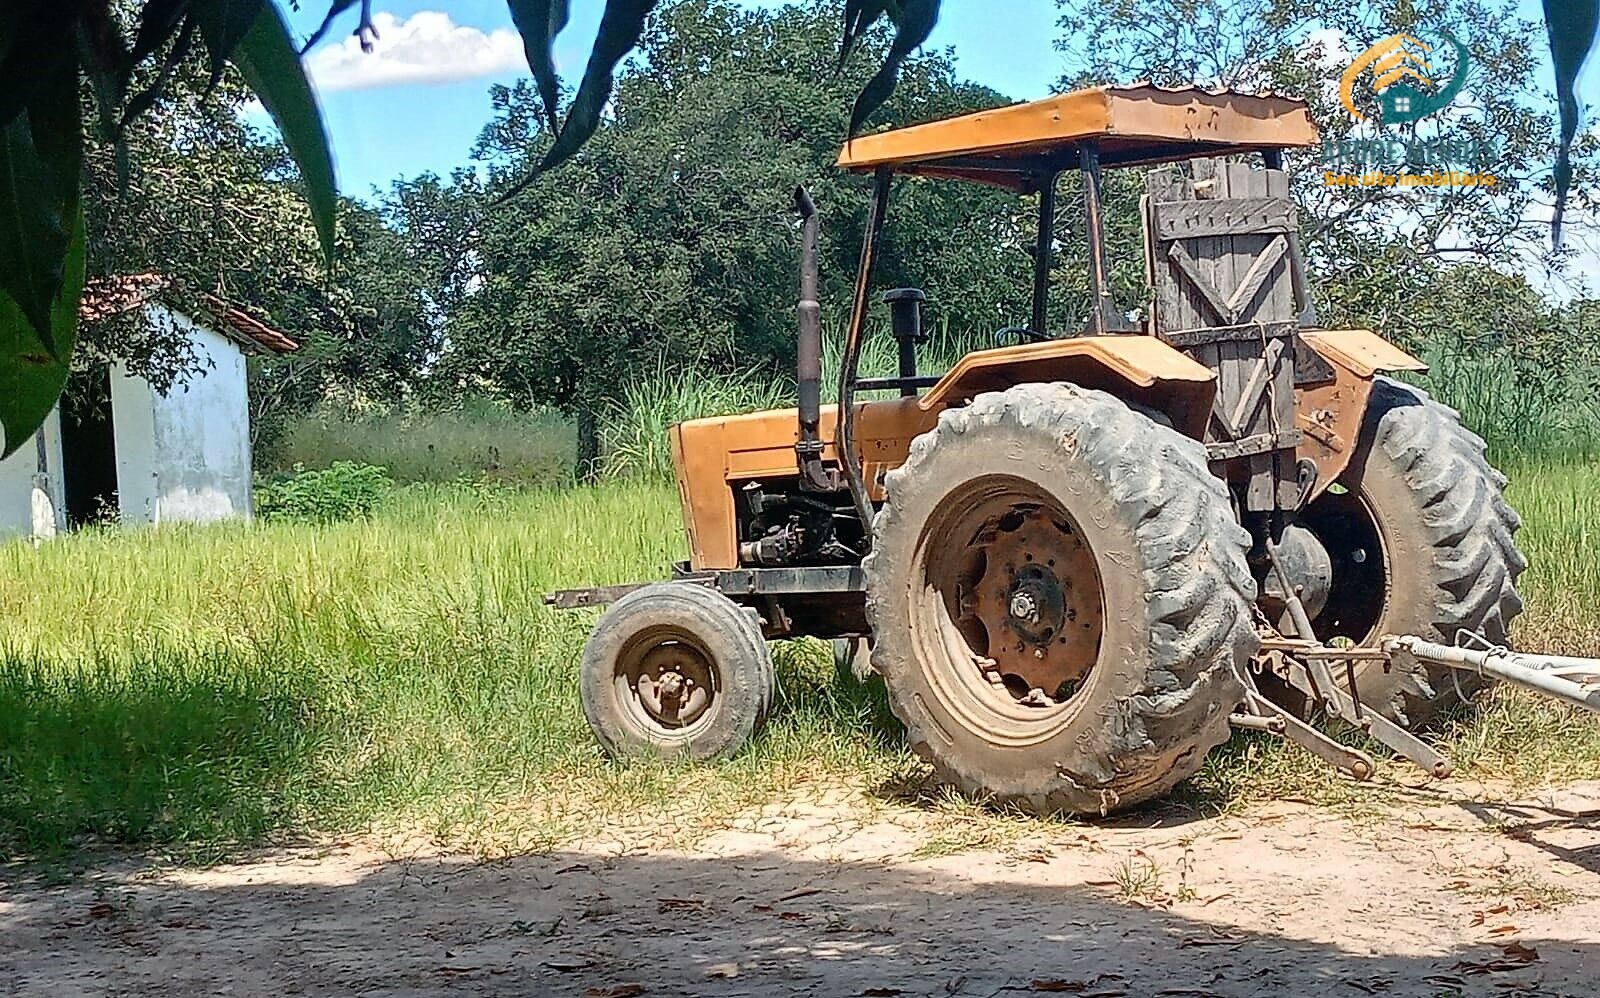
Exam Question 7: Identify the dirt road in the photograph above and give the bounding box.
[5,783,1599,997]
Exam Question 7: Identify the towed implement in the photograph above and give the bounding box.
[549,84,1591,814]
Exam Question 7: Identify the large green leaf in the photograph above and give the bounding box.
[0,1,81,126]
[839,0,890,69]
[230,1,338,262]
[537,0,657,175]
[191,0,266,89]
[0,202,81,458]
[847,0,940,136]
[1544,0,1598,245]
[0,45,80,360]
[0,121,69,347]
[507,0,571,132]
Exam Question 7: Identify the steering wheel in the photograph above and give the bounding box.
[992,325,1048,348]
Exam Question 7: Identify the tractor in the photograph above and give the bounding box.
[549,84,1535,815]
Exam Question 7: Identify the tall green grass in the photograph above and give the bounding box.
[268,401,575,486]
[0,455,1593,862]
[599,326,988,479]
[4,328,1596,862]
[0,482,903,861]
[1413,346,1600,462]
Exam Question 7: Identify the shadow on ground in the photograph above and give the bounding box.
[3,828,1595,998]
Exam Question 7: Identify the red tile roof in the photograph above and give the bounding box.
[79,273,300,355]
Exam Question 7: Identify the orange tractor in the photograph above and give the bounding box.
[550,85,1543,814]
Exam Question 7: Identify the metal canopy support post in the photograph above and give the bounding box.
[1080,144,1115,336]
[838,167,893,544]
[1031,171,1058,337]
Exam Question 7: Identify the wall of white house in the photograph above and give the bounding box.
[0,408,68,540]
[112,303,254,526]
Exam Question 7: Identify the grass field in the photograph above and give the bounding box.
[0,453,1595,865]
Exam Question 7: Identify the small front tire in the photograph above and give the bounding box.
[581,583,775,762]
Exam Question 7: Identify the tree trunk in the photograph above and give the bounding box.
[575,408,601,483]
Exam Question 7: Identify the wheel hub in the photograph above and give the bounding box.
[968,506,1103,702]
[629,643,714,729]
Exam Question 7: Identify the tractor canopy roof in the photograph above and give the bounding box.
[836,83,1318,193]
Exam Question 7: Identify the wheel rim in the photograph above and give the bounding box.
[1301,487,1388,644]
[614,627,720,738]
[909,476,1105,744]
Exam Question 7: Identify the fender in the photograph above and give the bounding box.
[917,336,1218,440]
[1296,329,1428,500]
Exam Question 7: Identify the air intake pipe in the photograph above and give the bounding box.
[793,186,836,491]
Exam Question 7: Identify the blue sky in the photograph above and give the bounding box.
[282,0,1592,200]
[284,1,1068,197]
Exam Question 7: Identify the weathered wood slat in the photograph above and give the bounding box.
[1158,320,1296,348]
[1152,196,1297,240]
[1224,234,1288,319]
[1207,430,1304,461]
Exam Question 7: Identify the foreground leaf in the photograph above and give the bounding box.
[0,47,80,360]
[230,1,339,262]
[300,0,361,53]
[191,0,267,90]
[839,0,890,69]
[537,0,657,175]
[847,0,940,136]
[507,0,572,132]
[0,202,82,457]
[1544,0,1598,245]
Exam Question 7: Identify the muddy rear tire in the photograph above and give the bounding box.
[864,384,1257,816]
[1303,378,1526,725]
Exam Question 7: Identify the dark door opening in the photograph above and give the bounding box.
[61,368,120,526]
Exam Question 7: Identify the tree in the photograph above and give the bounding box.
[0,0,945,454]
[1053,0,1598,346]
[431,0,1027,477]
[3,0,1591,454]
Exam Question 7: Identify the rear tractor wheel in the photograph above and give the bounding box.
[580,583,776,761]
[865,384,1258,816]
[1298,378,1526,725]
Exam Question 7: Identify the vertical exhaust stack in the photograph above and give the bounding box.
[793,186,836,491]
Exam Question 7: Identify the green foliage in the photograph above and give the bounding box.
[254,461,395,523]
[267,402,575,486]
[437,0,1026,475]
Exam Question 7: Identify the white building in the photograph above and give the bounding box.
[0,275,299,539]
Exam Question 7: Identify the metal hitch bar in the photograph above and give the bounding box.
[1386,636,1600,715]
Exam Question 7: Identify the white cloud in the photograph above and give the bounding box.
[304,11,527,93]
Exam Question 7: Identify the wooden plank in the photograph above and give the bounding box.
[1206,430,1303,461]
[1159,320,1296,348]
[1167,241,1233,324]
[1227,338,1286,436]
[1152,196,1297,240]
[1223,235,1289,320]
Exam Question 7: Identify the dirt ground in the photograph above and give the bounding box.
[4,782,1599,998]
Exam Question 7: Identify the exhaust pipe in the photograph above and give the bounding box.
[793,186,835,491]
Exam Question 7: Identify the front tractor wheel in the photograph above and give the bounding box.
[580,583,775,762]
[865,384,1258,816]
